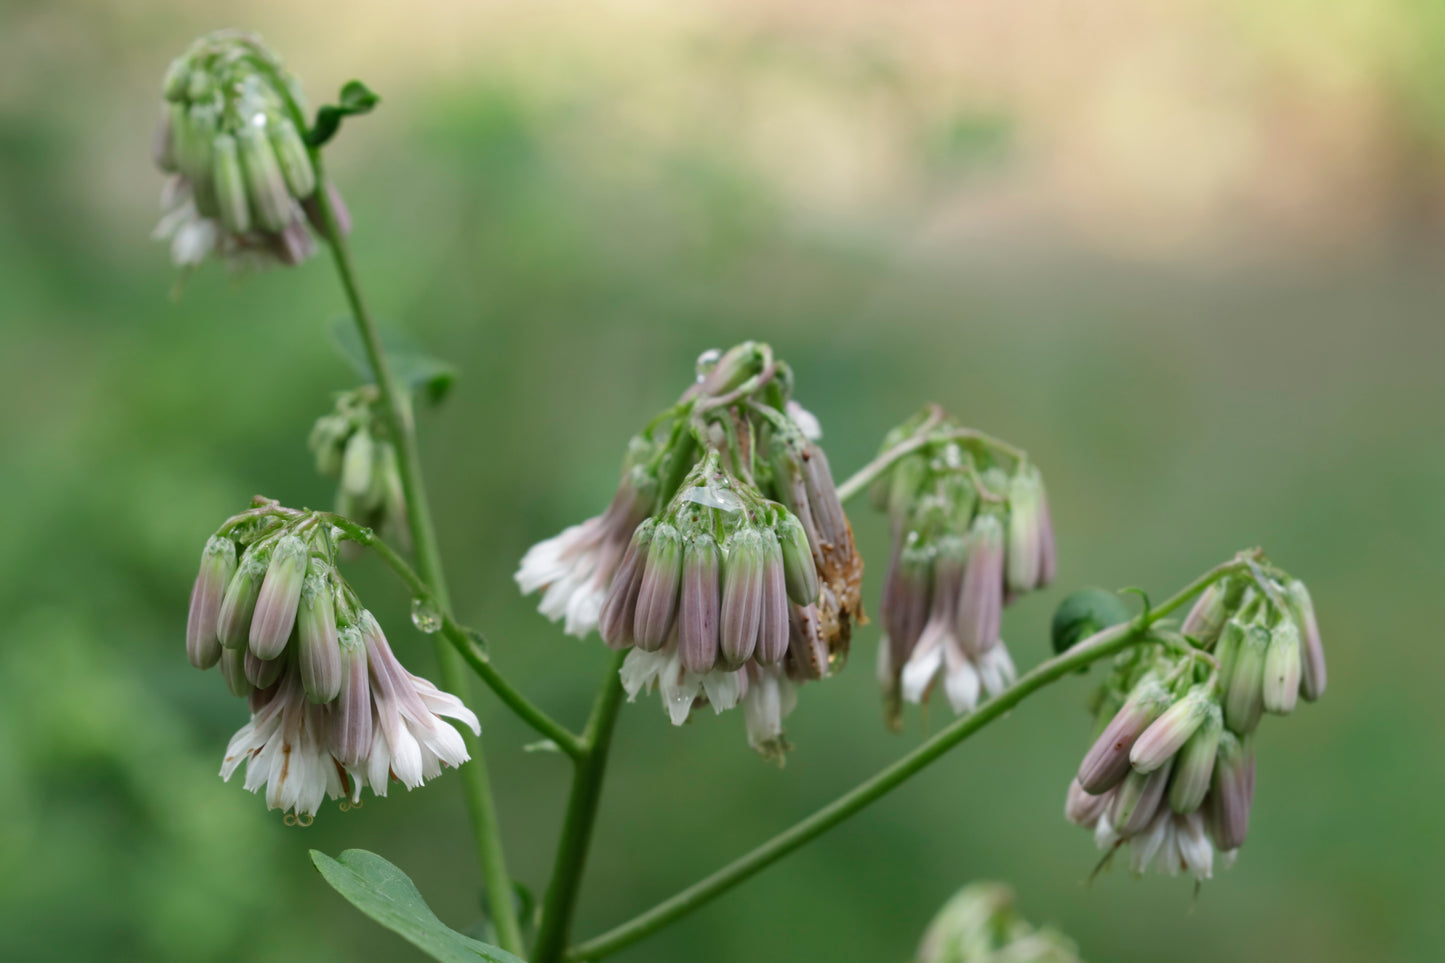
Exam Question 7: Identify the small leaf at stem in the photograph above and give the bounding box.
[308,80,382,147]
[331,316,457,405]
[311,849,524,963]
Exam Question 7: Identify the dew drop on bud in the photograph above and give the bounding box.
[694,347,722,381]
[410,597,442,634]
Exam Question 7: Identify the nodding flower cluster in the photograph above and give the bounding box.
[868,406,1055,728]
[153,30,349,270]
[515,343,863,759]
[916,882,1082,963]
[186,498,477,822]
[1063,566,1325,881]
[309,386,410,555]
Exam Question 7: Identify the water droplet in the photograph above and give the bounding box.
[464,626,490,660]
[410,597,442,634]
[694,347,722,381]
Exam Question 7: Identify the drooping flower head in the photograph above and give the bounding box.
[517,342,862,758]
[153,31,348,271]
[1060,561,1324,881]
[187,498,478,821]
[869,406,1053,728]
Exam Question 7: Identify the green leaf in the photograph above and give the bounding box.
[311,849,524,963]
[331,316,456,406]
[308,80,382,147]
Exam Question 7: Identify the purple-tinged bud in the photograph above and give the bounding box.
[268,116,315,199]
[678,532,721,674]
[330,625,372,767]
[1223,624,1269,735]
[1181,582,1229,646]
[244,643,287,689]
[187,535,236,669]
[1077,675,1172,793]
[720,527,766,668]
[881,542,933,673]
[341,428,375,500]
[210,134,251,233]
[1286,579,1326,701]
[633,522,683,651]
[1263,619,1302,715]
[777,512,819,606]
[785,603,829,681]
[598,520,654,649]
[297,571,342,703]
[249,534,308,660]
[956,515,1005,658]
[1065,778,1110,827]
[268,220,316,266]
[1130,684,1213,773]
[1169,701,1223,814]
[1005,468,1044,594]
[755,533,790,666]
[303,183,352,239]
[801,443,851,561]
[1208,732,1253,850]
[1035,482,1056,587]
[1109,757,1174,838]
[216,543,270,650]
[237,122,291,232]
[219,645,253,698]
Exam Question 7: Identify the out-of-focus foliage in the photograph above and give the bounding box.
[1,1,1442,962]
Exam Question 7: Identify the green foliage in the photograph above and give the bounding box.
[312,850,524,963]
[309,80,382,148]
[331,316,457,405]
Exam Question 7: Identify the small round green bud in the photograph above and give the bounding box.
[1050,588,1131,657]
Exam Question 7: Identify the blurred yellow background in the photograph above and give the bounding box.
[2,1,1442,961]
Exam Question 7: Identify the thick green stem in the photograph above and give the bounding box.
[308,167,525,956]
[565,555,1255,961]
[532,652,629,963]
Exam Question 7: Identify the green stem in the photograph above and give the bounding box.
[835,426,1025,503]
[325,516,585,759]
[307,163,526,956]
[532,652,629,963]
[565,555,1254,961]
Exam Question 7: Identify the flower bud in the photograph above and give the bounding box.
[785,603,829,681]
[692,341,766,397]
[330,625,372,767]
[1286,579,1326,701]
[1065,778,1110,828]
[881,542,934,672]
[1005,468,1044,594]
[1169,701,1222,814]
[341,427,375,499]
[885,453,928,524]
[956,514,1004,658]
[216,543,270,649]
[754,532,790,665]
[237,122,291,232]
[598,520,654,649]
[1223,624,1269,735]
[267,116,315,199]
[1263,619,1302,715]
[219,645,253,698]
[210,134,251,233]
[1130,684,1213,773]
[801,443,851,560]
[187,535,236,670]
[244,644,287,689]
[678,532,721,673]
[297,570,342,703]
[1077,675,1171,793]
[777,512,819,605]
[1181,582,1229,646]
[249,534,308,660]
[633,522,683,651]
[720,527,766,667]
[1109,757,1174,838]
[1209,731,1253,850]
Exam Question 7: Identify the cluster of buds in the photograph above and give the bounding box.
[916,883,1082,963]
[309,386,410,553]
[516,343,862,759]
[869,406,1054,727]
[153,31,347,270]
[186,498,477,821]
[1063,563,1325,880]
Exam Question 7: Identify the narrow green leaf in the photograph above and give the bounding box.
[311,849,524,963]
[330,316,457,406]
[308,80,382,147]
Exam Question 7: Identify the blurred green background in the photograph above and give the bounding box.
[3,1,1443,961]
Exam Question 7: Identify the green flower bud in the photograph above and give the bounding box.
[1262,618,1302,715]
[218,644,253,698]
[216,543,270,649]
[341,427,375,500]
[237,122,291,232]
[210,134,251,233]
[297,569,342,703]
[1169,701,1222,814]
[1130,684,1213,773]
[1224,624,1269,735]
[1109,757,1173,838]
[1180,581,1228,646]
[1285,579,1326,701]
[777,511,819,606]
[186,535,236,670]
[268,117,315,199]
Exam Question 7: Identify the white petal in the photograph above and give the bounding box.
[700,668,744,714]
[901,642,944,704]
